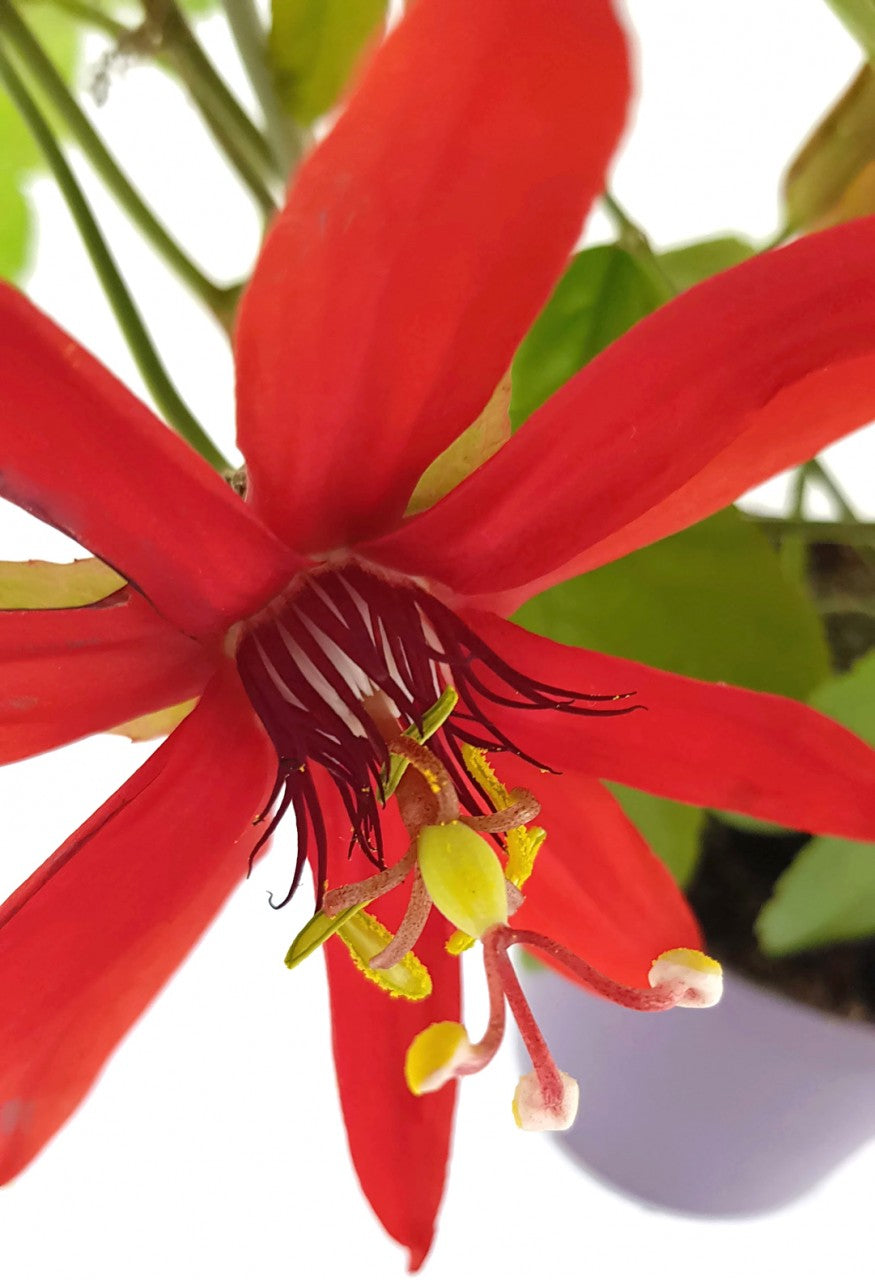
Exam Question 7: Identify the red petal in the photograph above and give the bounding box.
[318,773,459,1270]
[0,588,217,764]
[236,0,629,553]
[461,610,875,840]
[498,758,700,989]
[365,219,875,601]
[0,285,298,636]
[0,663,275,1183]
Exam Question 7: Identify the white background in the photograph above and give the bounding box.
[1,2,874,1277]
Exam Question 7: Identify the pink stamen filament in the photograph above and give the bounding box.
[462,788,541,834]
[483,928,566,1111]
[322,846,416,916]
[370,866,432,970]
[388,736,460,824]
[454,934,508,1076]
[505,927,682,1012]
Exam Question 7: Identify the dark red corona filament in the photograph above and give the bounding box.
[235,563,640,908]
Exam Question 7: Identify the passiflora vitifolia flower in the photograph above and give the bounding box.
[3,0,875,1268]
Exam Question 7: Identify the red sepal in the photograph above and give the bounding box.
[0,588,217,763]
[0,663,275,1183]
[236,0,629,553]
[462,610,875,840]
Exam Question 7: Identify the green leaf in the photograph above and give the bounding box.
[809,649,875,741]
[0,10,79,280]
[659,235,755,291]
[756,837,875,954]
[515,507,831,872]
[605,783,704,886]
[269,0,385,125]
[824,0,875,61]
[514,507,830,699]
[755,653,875,952]
[510,244,665,428]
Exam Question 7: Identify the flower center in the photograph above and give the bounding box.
[235,560,636,907]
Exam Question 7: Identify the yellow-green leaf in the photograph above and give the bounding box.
[782,63,875,231]
[0,558,124,608]
[407,373,511,515]
[269,0,386,125]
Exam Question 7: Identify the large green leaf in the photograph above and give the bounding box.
[659,235,755,291]
[756,836,875,954]
[604,783,703,887]
[0,12,78,280]
[756,653,875,953]
[809,648,875,739]
[514,510,830,877]
[269,0,385,125]
[514,508,830,698]
[509,244,665,428]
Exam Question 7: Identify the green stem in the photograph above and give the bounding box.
[0,0,237,330]
[747,515,875,545]
[807,457,858,521]
[0,44,229,471]
[603,191,678,300]
[141,0,280,197]
[221,0,304,175]
[32,0,278,216]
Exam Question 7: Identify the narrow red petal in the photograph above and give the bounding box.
[498,758,700,989]
[461,611,875,840]
[0,588,218,763]
[365,219,875,600]
[236,0,629,552]
[318,774,459,1270]
[0,663,275,1183]
[0,285,298,635]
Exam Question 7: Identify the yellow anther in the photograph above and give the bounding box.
[417,821,508,939]
[445,929,475,956]
[461,745,545,889]
[337,910,432,1001]
[462,742,512,809]
[405,1021,480,1095]
[505,824,546,892]
[649,948,723,1008]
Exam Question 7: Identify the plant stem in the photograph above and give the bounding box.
[747,515,875,545]
[0,44,229,471]
[807,457,858,521]
[32,0,279,217]
[141,0,280,198]
[0,0,237,330]
[221,0,303,175]
[603,191,678,299]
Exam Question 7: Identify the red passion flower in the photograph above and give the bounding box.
[3,0,875,1268]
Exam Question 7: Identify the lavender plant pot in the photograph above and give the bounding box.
[521,965,875,1215]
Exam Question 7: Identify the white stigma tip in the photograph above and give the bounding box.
[512,1070,579,1132]
[649,948,724,1008]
